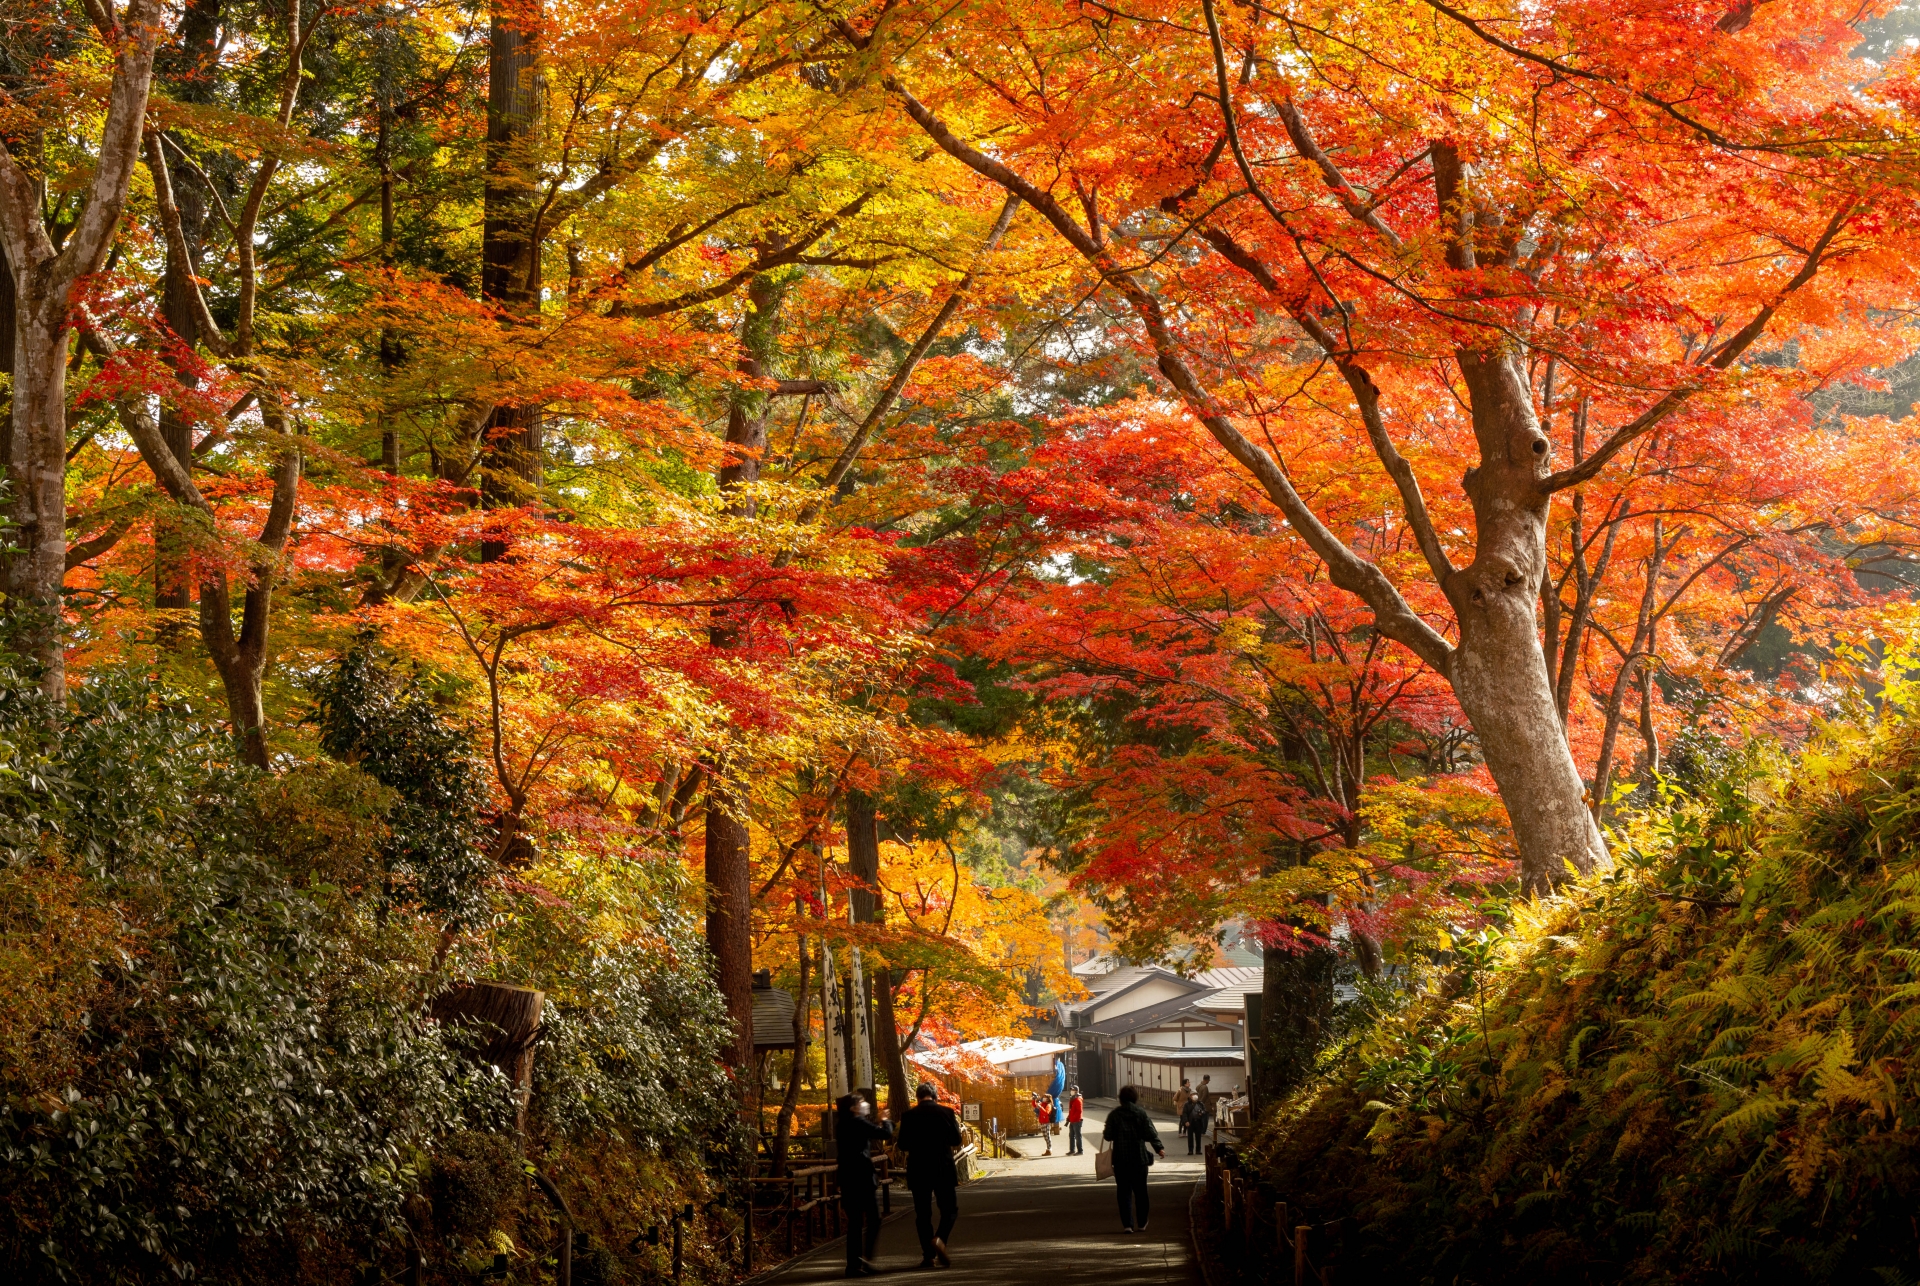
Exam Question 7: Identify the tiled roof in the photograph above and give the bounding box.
[1079,989,1241,1038]
[1118,1044,1246,1066]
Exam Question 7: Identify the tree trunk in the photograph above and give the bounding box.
[705,790,756,1074]
[154,334,199,621]
[846,790,911,1116]
[717,272,787,517]
[154,0,221,620]
[0,0,161,701]
[1445,348,1608,892]
[700,273,791,1079]
[8,301,71,697]
[770,935,810,1176]
[197,394,300,770]
[1255,933,1338,1101]
[872,967,909,1120]
[432,982,545,1136]
[479,3,543,563]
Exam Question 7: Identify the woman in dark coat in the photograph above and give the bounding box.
[1101,1085,1165,1233]
[1178,1094,1203,1154]
[835,1092,893,1276]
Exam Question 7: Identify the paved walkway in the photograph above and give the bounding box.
[770,1104,1203,1286]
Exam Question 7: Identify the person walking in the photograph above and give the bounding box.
[1196,1075,1214,1115]
[835,1092,893,1277]
[896,1082,964,1268]
[1175,1078,1193,1114]
[1032,1091,1055,1155]
[1190,1086,1213,1151]
[1102,1085,1165,1234]
[1178,1093,1203,1154]
[1066,1086,1085,1155]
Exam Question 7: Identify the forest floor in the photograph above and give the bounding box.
[769,1105,1202,1286]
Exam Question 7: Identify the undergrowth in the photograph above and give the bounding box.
[1252,707,1920,1283]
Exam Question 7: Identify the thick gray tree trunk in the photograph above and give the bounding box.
[0,2,161,699]
[1446,351,1608,889]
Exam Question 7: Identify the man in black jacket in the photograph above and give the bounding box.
[894,1082,964,1267]
[1102,1085,1165,1233]
[836,1092,893,1276]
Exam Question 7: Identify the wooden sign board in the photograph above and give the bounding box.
[962,1102,981,1121]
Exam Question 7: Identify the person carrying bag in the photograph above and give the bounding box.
[1100,1086,1165,1233]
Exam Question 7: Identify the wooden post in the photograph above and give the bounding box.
[1294,1225,1310,1286]
[530,1171,573,1286]
[1274,1201,1289,1255]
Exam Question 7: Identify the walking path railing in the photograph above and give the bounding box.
[1203,1142,1342,1286]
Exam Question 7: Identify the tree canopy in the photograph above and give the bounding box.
[3,0,1919,1279]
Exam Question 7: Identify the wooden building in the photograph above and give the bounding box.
[1038,963,1260,1112]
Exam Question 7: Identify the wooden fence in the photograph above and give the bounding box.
[1203,1143,1343,1286]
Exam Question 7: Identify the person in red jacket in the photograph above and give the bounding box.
[1032,1091,1055,1155]
[1066,1086,1086,1155]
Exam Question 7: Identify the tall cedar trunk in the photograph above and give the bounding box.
[154,264,198,618]
[705,792,755,1073]
[154,0,222,619]
[1445,347,1608,890]
[702,273,787,1077]
[478,5,542,563]
[1256,932,1339,1100]
[718,273,786,507]
[846,789,910,1114]
[872,968,908,1119]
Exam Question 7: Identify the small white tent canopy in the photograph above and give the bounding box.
[926,1037,1072,1077]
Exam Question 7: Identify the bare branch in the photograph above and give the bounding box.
[143,133,232,356]
[806,193,1021,511]
[1270,98,1404,250]
[1544,203,1853,493]
[887,76,1454,673]
[622,191,878,318]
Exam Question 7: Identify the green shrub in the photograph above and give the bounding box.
[0,673,498,1282]
[0,663,734,1284]
[1251,720,1920,1283]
